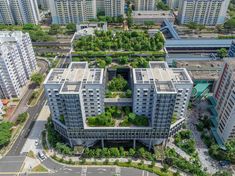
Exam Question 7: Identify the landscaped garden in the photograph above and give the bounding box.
[87,106,149,127]
[73,30,164,52]
[174,130,196,156]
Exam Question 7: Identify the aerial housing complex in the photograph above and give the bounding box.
[0,31,37,99]
[44,61,193,148]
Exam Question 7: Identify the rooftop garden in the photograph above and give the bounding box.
[73,30,164,52]
[87,106,149,127]
[106,74,132,98]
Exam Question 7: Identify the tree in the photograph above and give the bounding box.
[108,75,128,91]
[119,56,129,65]
[49,24,61,35]
[157,1,170,10]
[0,122,13,148]
[66,23,76,33]
[224,18,235,31]
[16,112,28,125]
[31,73,44,85]
[105,56,112,65]
[217,48,227,58]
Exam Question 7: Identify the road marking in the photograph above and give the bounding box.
[115,166,121,176]
[142,170,145,176]
[81,166,87,176]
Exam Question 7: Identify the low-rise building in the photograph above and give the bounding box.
[132,11,175,25]
[44,61,193,148]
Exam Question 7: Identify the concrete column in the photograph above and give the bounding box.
[148,140,152,150]
[101,139,104,148]
[133,139,136,149]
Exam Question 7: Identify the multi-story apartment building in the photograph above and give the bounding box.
[167,0,179,9]
[104,0,125,17]
[44,61,193,148]
[178,0,230,26]
[0,0,15,25]
[0,0,41,25]
[213,59,235,143]
[229,41,235,57]
[134,0,156,11]
[0,31,37,99]
[37,0,50,10]
[49,0,97,24]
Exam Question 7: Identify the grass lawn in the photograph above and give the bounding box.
[27,150,35,159]
[32,164,48,172]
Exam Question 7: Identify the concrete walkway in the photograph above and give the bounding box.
[166,142,191,162]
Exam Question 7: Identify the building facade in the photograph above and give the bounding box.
[213,59,235,143]
[0,0,41,25]
[37,0,50,10]
[167,0,179,9]
[228,41,235,57]
[0,31,37,99]
[178,0,230,26]
[44,62,193,148]
[104,0,124,17]
[134,0,156,11]
[49,0,97,24]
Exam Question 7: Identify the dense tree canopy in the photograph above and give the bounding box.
[31,73,44,85]
[0,122,13,148]
[108,75,128,92]
[73,30,164,52]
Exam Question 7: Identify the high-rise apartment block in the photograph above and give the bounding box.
[44,62,192,147]
[104,0,125,17]
[0,0,41,25]
[0,31,37,99]
[49,0,125,24]
[229,41,235,57]
[213,59,235,143]
[178,0,230,26]
[134,0,156,11]
[167,0,179,9]
[49,0,97,24]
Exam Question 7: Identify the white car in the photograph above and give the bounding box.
[38,152,45,160]
[35,140,39,146]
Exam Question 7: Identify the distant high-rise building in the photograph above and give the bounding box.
[0,0,41,25]
[134,0,155,11]
[104,0,125,17]
[213,59,235,143]
[37,0,50,10]
[0,0,15,25]
[0,31,37,99]
[178,0,230,26]
[229,41,235,57]
[49,0,97,24]
[167,0,179,9]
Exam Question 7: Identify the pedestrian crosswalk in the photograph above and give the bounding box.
[81,166,87,176]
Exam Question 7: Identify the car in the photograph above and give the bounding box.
[35,140,39,146]
[38,152,45,160]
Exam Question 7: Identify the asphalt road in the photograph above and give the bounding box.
[7,60,49,156]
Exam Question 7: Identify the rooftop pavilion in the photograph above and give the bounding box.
[44,62,104,93]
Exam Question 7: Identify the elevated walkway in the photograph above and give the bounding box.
[104,98,132,107]
[160,19,180,40]
[211,127,226,150]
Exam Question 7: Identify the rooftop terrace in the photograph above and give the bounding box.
[44,62,103,93]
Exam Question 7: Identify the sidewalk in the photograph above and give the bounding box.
[166,142,191,162]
